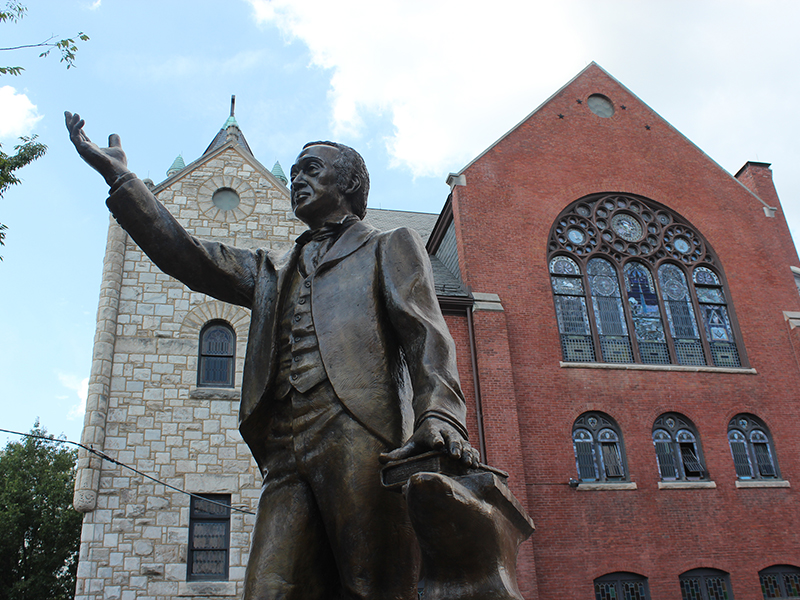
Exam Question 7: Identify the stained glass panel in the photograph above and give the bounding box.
[589,259,632,362]
[552,276,584,295]
[761,573,781,598]
[696,287,725,304]
[622,581,647,600]
[784,572,800,597]
[550,255,581,275]
[555,296,591,335]
[681,578,703,600]
[596,582,618,600]
[699,305,733,342]
[624,262,669,364]
[705,576,730,600]
[694,266,720,285]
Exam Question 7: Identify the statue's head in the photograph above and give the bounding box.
[290,141,369,228]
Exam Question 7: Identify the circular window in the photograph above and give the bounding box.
[587,94,614,118]
[212,187,240,211]
[610,214,643,242]
[567,228,586,244]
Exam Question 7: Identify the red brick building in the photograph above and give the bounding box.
[428,63,800,599]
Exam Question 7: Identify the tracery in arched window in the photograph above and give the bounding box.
[652,413,706,481]
[548,193,745,367]
[728,414,779,480]
[572,412,628,482]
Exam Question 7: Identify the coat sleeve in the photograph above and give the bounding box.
[379,227,469,439]
[106,177,259,309]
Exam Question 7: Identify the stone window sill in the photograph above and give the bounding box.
[735,479,790,488]
[189,387,240,400]
[658,480,717,490]
[560,362,756,374]
[178,581,237,597]
[576,482,637,491]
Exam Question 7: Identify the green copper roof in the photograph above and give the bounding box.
[223,115,238,129]
[166,154,185,177]
[271,161,288,185]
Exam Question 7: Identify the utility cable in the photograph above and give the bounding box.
[0,427,255,515]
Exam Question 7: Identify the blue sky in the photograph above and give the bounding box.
[2,0,800,446]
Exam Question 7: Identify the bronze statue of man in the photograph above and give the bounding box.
[65,112,477,600]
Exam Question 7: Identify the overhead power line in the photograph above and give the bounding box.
[0,427,255,515]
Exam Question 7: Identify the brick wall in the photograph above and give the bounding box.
[451,64,800,599]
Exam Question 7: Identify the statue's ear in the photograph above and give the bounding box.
[344,175,361,195]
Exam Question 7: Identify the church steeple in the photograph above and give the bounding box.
[203,95,254,156]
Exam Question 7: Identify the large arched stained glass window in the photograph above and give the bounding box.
[548,193,745,368]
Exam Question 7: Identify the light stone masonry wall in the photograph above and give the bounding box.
[75,144,301,600]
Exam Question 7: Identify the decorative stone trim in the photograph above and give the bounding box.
[180,300,250,339]
[658,481,717,490]
[178,581,238,597]
[472,292,504,312]
[735,479,790,488]
[185,473,241,494]
[576,482,637,491]
[189,387,240,400]
[560,362,757,375]
[198,174,256,222]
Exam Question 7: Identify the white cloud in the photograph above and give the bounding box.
[246,0,800,189]
[58,373,89,421]
[90,0,102,9]
[247,0,584,177]
[0,86,42,140]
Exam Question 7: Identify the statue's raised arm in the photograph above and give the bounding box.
[65,111,130,187]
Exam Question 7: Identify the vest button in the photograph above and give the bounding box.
[291,374,298,380]
[304,281,311,288]
[298,298,306,305]
[294,315,301,322]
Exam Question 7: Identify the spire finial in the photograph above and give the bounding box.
[230,95,236,117]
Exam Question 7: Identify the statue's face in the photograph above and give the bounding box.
[290,145,352,228]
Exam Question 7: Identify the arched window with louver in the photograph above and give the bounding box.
[572,412,628,482]
[728,414,779,480]
[198,321,236,388]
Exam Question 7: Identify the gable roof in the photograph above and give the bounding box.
[450,62,774,213]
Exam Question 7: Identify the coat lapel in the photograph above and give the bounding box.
[317,220,378,273]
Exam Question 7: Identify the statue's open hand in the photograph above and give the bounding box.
[65,111,129,187]
[380,418,480,467]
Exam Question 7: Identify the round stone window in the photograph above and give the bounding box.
[212,187,240,211]
[587,94,614,118]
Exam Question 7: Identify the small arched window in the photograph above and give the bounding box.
[573,412,628,482]
[594,572,650,600]
[198,321,235,388]
[760,564,800,599]
[652,413,707,481]
[679,568,734,600]
[728,414,779,480]
[548,193,746,368]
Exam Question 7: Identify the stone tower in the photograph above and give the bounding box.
[73,103,302,599]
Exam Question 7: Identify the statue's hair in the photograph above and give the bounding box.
[302,141,369,219]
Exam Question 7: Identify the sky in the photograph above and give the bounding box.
[1,0,800,447]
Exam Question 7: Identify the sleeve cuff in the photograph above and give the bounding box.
[109,171,137,195]
[415,410,469,440]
